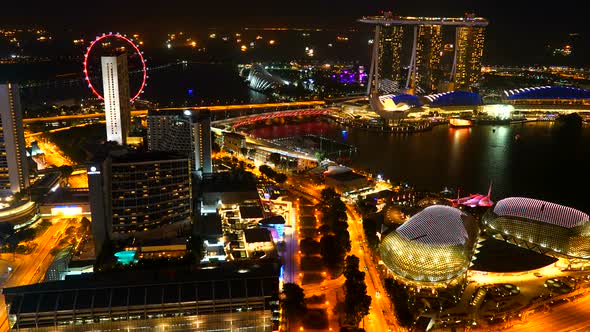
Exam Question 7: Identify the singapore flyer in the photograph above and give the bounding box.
[83,32,147,102]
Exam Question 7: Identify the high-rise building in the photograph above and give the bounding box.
[413,25,443,93]
[376,25,404,93]
[360,14,488,101]
[147,109,212,175]
[102,54,131,145]
[452,26,486,89]
[88,151,191,255]
[0,83,29,196]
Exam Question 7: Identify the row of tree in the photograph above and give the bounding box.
[384,277,414,327]
[318,188,351,276]
[343,255,372,327]
[259,165,288,184]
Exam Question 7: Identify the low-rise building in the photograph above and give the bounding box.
[4,262,280,331]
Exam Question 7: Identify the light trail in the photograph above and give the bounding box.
[23,101,326,124]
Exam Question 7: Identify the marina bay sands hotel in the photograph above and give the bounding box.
[359,12,488,95]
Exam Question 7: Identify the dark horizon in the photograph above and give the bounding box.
[1,0,587,66]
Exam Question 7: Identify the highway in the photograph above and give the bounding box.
[0,219,73,332]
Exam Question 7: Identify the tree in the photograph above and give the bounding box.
[335,229,351,253]
[282,283,307,321]
[269,152,282,166]
[362,217,379,250]
[259,165,276,179]
[299,238,320,256]
[80,217,91,231]
[384,278,414,327]
[65,225,76,237]
[320,234,345,272]
[274,173,288,184]
[318,188,347,229]
[343,255,371,327]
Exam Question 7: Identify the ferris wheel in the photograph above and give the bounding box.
[83,32,147,102]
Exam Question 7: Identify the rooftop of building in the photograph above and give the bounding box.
[200,213,223,238]
[111,151,188,164]
[379,94,423,108]
[4,261,280,314]
[223,131,246,140]
[30,172,61,190]
[325,170,366,182]
[200,172,258,193]
[504,86,590,100]
[42,188,89,205]
[147,108,211,121]
[259,215,286,225]
[239,205,264,219]
[358,14,489,26]
[396,205,473,246]
[493,197,589,229]
[244,228,272,243]
[424,90,483,107]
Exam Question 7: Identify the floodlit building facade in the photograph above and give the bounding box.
[413,25,442,93]
[452,26,486,89]
[482,197,590,259]
[0,83,29,196]
[147,109,212,175]
[101,54,131,145]
[359,13,488,110]
[377,25,405,93]
[380,205,479,284]
[88,151,191,255]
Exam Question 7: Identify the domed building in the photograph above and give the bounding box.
[503,86,590,106]
[482,197,590,259]
[380,205,479,284]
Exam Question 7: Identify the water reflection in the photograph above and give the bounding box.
[448,128,471,181]
[248,121,590,211]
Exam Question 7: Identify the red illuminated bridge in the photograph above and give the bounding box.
[229,108,334,129]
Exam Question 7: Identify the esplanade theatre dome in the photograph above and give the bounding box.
[380,205,479,283]
[482,197,590,259]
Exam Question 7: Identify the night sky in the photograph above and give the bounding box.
[2,0,587,65]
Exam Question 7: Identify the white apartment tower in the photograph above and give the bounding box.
[101,54,131,145]
[0,83,29,196]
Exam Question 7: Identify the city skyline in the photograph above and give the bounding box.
[0,4,589,332]
[0,1,587,65]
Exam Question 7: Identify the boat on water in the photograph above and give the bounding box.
[449,118,472,128]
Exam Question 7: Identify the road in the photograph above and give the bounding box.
[23,101,326,124]
[345,205,400,332]
[504,292,590,332]
[0,219,72,332]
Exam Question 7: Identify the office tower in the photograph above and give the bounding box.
[0,83,29,196]
[88,151,190,255]
[147,109,212,175]
[377,25,404,93]
[101,54,131,145]
[452,26,486,89]
[413,25,443,93]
